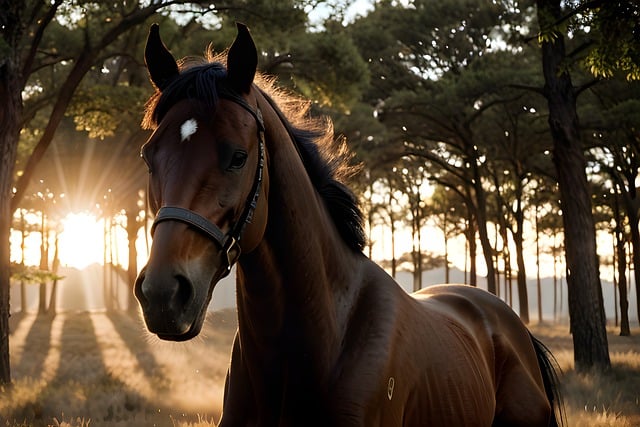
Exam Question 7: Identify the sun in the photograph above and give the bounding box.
[59,212,105,269]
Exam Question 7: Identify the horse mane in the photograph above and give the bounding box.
[142,50,366,252]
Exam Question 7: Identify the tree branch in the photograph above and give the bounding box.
[21,0,63,85]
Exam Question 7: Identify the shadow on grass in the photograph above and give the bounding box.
[14,315,54,379]
[105,311,162,381]
[8,311,28,336]
[3,312,218,427]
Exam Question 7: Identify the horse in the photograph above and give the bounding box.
[134,23,564,427]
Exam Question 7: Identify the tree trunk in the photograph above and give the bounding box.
[444,211,450,283]
[514,233,530,324]
[20,209,27,312]
[553,232,559,320]
[535,206,543,323]
[614,196,631,336]
[473,170,497,294]
[126,209,139,314]
[496,223,503,299]
[537,0,610,371]
[0,0,25,384]
[48,233,60,315]
[38,214,48,314]
[626,210,640,327]
[513,196,530,324]
[390,214,397,279]
[367,181,374,260]
[103,217,112,311]
[498,223,507,302]
[467,217,477,286]
[387,181,397,279]
[616,231,631,336]
[412,212,421,292]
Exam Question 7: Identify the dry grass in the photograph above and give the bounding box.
[530,323,640,427]
[1,310,236,427]
[1,312,639,426]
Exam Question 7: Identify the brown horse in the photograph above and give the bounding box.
[134,23,564,427]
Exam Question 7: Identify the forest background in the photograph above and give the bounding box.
[1,0,640,393]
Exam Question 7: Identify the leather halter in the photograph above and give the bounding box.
[150,86,266,277]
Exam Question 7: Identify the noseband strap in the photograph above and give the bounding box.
[152,206,227,246]
[151,87,266,276]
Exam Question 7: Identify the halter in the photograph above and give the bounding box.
[150,86,266,277]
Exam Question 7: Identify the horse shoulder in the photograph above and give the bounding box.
[325,259,409,425]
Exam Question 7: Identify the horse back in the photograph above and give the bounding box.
[412,284,553,426]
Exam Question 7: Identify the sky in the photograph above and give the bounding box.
[307,0,376,28]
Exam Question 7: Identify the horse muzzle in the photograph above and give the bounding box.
[134,264,210,341]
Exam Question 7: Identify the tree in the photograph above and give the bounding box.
[0,0,214,386]
[535,0,611,371]
[1,0,379,385]
[349,0,534,296]
[611,193,631,336]
[395,157,430,291]
[0,0,31,383]
[479,79,552,322]
[583,78,640,329]
[430,185,468,283]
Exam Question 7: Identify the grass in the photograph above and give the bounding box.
[1,310,236,427]
[1,311,639,426]
[530,323,640,427]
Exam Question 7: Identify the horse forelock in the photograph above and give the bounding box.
[141,50,366,252]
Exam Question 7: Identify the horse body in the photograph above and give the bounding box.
[220,106,547,424]
[135,23,562,426]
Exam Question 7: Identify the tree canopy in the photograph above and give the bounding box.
[2,0,640,383]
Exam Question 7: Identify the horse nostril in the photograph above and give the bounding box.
[174,274,194,308]
[136,271,193,310]
[134,272,148,306]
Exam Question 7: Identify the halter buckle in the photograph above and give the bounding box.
[222,236,241,277]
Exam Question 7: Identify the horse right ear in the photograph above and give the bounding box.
[145,24,179,91]
[226,22,257,94]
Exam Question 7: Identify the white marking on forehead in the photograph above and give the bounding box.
[180,118,198,142]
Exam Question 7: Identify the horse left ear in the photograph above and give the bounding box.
[145,24,179,91]
[227,23,257,94]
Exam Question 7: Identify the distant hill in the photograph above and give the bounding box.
[11,264,638,325]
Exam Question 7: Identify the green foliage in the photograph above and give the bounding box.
[535,0,640,80]
[67,84,148,139]
[291,29,369,108]
[584,1,640,81]
[10,263,64,284]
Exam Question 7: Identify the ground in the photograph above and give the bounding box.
[1,311,639,426]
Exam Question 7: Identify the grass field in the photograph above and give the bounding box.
[1,311,639,426]
[529,323,640,427]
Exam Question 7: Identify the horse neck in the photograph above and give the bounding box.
[235,94,361,357]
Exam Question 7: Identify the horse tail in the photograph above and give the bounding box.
[529,333,566,427]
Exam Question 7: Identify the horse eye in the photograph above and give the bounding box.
[228,150,248,170]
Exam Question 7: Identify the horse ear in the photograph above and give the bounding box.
[227,22,257,94]
[145,24,179,91]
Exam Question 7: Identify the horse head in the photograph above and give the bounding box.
[134,23,269,341]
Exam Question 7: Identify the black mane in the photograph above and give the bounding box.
[142,60,366,252]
